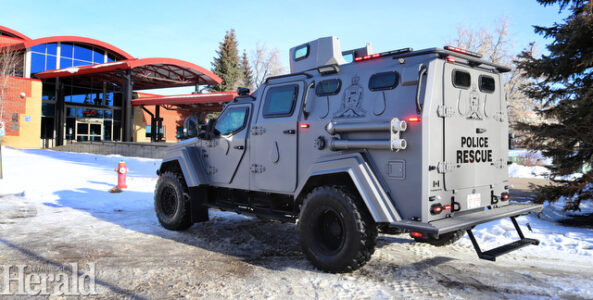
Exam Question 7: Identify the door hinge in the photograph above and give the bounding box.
[250,164,266,174]
[437,105,455,118]
[250,126,266,136]
[437,161,456,173]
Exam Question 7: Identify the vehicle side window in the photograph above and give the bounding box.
[214,106,248,136]
[263,85,299,118]
[316,79,341,96]
[479,75,495,93]
[453,70,471,89]
[369,71,399,91]
[294,45,309,61]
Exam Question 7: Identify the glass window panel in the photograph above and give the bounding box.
[90,124,101,135]
[453,70,471,88]
[45,55,56,71]
[41,117,54,139]
[369,72,399,91]
[113,121,121,141]
[215,107,248,135]
[294,45,309,61]
[104,92,113,106]
[66,107,76,117]
[60,58,73,68]
[263,85,298,117]
[107,54,116,62]
[31,44,45,54]
[343,53,353,63]
[31,53,45,74]
[103,110,113,119]
[46,43,57,55]
[76,108,84,117]
[93,49,104,64]
[74,44,93,61]
[42,83,56,101]
[316,79,341,96]
[91,92,103,106]
[61,43,73,58]
[113,109,121,121]
[77,123,88,134]
[71,94,86,104]
[73,59,90,67]
[42,103,55,117]
[113,93,122,107]
[103,120,112,141]
[479,75,495,93]
[77,136,89,142]
[66,118,75,140]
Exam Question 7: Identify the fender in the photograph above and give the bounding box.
[160,145,208,187]
[295,153,402,223]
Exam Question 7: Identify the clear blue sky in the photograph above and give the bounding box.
[0,0,568,94]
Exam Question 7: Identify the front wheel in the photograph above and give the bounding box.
[298,185,377,273]
[154,172,192,230]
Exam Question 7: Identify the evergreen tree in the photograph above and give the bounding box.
[210,29,241,92]
[516,0,593,210]
[240,49,254,90]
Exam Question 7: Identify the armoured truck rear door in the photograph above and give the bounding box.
[442,63,508,193]
[250,81,305,193]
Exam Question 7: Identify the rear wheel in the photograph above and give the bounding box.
[298,185,377,273]
[413,230,465,246]
[154,172,192,230]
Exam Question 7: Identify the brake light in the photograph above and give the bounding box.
[407,116,421,122]
[353,48,414,62]
[446,56,456,63]
[501,192,510,201]
[430,204,443,215]
[411,232,423,238]
[444,46,483,58]
[443,204,452,211]
[300,123,310,129]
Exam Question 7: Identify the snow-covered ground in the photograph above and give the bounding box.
[0,147,592,299]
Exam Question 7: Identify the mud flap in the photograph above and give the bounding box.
[189,187,209,223]
[466,216,539,261]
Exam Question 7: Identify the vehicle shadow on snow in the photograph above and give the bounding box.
[49,187,443,273]
[50,187,310,272]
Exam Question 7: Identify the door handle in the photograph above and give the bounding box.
[476,128,486,134]
[233,145,245,150]
[283,129,296,135]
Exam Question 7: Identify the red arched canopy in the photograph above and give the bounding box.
[23,36,133,60]
[0,26,30,40]
[34,58,222,89]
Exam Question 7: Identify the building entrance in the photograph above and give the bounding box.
[75,118,103,141]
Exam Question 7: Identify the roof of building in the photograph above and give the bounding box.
[131,91,237,112]
[34,58,222,89]
[0,25,31,40]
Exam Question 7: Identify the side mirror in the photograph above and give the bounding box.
[237,87,250,96]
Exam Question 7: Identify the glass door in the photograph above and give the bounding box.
[76,119,103,142]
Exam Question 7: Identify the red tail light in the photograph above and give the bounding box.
[411,232,423,238]
[501,192,510,201]
[444,46,483,58]
[407,116,421,122]
[443,204,452,211]
[300,123,310,129]
[430,204,443,215]
[446,56,456,63]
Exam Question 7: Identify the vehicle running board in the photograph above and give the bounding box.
[466,216,539,261]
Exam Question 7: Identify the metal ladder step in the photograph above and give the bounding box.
[466,216,540,262]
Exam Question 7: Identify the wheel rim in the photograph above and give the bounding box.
[315,209,345,254]
[160,186,178,219]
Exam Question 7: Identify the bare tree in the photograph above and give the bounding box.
[449,19,538,130]
[0,47,23,179]
[251,43,286,88]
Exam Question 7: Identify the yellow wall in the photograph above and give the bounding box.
[1,80,42,149]
[133,107,150,143]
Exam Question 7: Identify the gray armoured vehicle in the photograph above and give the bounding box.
[154,37,542,273]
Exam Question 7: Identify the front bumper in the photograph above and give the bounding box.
[387,203,543,237]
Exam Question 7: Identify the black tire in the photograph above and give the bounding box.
[154,172,192,231]
[413,230,465,246]
[298,185,377,273]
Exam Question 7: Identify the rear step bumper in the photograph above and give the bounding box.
[387,203,543,236]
